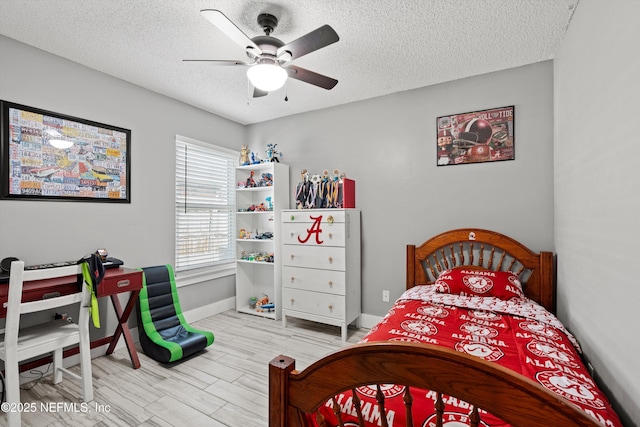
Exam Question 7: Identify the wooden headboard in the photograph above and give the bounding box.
[406,228,555,313]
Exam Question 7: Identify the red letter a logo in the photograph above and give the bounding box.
[297,215,323,245]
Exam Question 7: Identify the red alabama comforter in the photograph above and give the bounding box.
[315,285,622,427]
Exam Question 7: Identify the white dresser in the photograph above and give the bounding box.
[281,209,361,341]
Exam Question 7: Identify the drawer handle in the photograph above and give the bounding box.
[328,304,333,311]
[117,280,131,288]
[291,276,295,283]
[328,280,333,287]
[328,256,333,263]
[290,254,295,260]
[290,232,295,237]
[290,298,295,304]
[290,215,295,221]
[328,233,333,239]
[327,215,334,224]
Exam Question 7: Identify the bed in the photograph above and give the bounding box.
[269,228,622,427]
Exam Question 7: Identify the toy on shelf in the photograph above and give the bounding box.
[255,231,273,240]
[238,196,274,212]
[240,144,284,166]
[245,170,257,188]
[261,173,273,186]
[256,294,275,312]
[249,296,258,309]
[240,251,274,262]
[265,144,282,163]
[246,203,265,212]
[240,145,250,166]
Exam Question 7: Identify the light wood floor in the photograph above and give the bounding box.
[9,310,368,426]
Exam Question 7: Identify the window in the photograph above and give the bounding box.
[175,135,237,273]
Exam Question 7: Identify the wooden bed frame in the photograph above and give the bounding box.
[406,228,556,313]
[268,228,601,427]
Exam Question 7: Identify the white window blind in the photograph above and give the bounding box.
[175,137,237,272]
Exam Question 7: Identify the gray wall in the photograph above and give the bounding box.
[247,61,555,317]
[554,0,640,425]
[0,35,244,333]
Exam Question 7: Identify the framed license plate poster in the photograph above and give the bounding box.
[436,105,514,166]
[0,100,131,202]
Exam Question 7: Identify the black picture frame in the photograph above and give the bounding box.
[0,100,131,202]
[436,105,515,166]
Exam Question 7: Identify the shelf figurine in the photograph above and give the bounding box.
[261,173,273,186]
[240,145,250,166]
[246,170,256,187]
[295,169,310,209]
[265,143,282,163]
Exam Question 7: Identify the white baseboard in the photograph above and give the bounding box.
[359,313,383,330]
[182,296,235,323]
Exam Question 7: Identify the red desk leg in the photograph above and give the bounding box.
[105,289,141,369]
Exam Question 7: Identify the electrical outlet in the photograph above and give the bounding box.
[382,290,390,302]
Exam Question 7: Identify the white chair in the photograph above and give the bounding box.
[0,260,93,427]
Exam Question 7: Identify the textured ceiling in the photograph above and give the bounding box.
[0,0,579,125]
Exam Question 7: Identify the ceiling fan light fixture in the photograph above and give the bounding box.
[247,63,287,92]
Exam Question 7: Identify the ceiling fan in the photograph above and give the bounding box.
[185,9,339,97]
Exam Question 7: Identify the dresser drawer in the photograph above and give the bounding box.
[283,266,345,295]
[283,210,346,223]
[282,245,345,270]
[282,222,346,247]
[97,268,143,297]
[283,288,345,320]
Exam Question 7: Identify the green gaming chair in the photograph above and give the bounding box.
[136,265,214,363]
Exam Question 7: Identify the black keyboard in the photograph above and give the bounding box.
[24,261,78,270]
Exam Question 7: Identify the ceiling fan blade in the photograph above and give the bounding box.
[253,87,268,98]
[277,25,339,61]
[286,65,338,90]
[183,59,252,66]
[200,9,262,55]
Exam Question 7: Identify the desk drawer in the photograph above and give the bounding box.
[0,277,79,317]
[97,268,143,297]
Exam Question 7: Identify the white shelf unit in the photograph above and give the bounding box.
[235,162,289,320]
